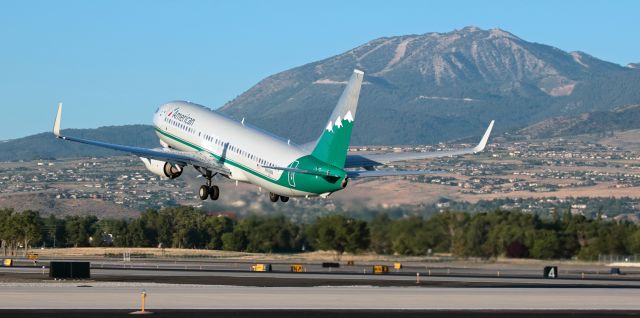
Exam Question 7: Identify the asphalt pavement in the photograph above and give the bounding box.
[0,310,638,318]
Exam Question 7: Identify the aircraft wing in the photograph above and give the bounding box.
[51,103,230,175]
[344,120,494,169]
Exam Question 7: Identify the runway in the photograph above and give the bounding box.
[0,309,638,318]
[3,266,640,288]
[6,256,640,285]
[0,282,639,310]
[2,258,640,317]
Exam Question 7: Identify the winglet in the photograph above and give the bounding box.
[473,120,495,153]
[53,103,62,137]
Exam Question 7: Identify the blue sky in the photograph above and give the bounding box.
[1,0,638,140]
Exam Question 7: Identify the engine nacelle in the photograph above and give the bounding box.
[140,158,183,179]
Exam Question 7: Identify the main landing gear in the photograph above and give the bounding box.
[269,192,289,203]
[198,170,219,201]
[199,184,219,200]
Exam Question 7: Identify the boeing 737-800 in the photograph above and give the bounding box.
[52,69,494,202]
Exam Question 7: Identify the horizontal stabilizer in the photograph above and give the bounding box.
[346,169,439,179]
[262,165,342,179]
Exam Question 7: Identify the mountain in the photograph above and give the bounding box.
[518,104,640,139]
[0,125,156,161]
[4,27,640,161]
[629,63,640,69]
[220,26,640,145]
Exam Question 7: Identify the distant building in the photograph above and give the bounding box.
[206,211,237,220]
[571,204,587,215]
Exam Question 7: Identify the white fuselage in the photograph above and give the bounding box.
[153,101,314,197]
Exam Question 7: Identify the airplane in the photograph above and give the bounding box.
[52,69,495,203]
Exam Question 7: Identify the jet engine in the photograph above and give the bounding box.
[140,158,183,179]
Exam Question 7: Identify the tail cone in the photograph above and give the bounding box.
[341,177,349,189]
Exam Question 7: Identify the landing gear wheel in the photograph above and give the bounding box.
[269,192,279,202]
[209,185,220,200]
[198,185,209,200]
[280,196,289,202]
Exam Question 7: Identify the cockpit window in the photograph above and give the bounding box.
[155,107,160,114]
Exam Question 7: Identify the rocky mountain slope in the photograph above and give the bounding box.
[3,27,640,161]
[518,104,640,139]
[220,26,640,145]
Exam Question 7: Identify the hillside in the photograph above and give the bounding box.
[518,104,640,139]
[0,125,156,161]
[220,26,640,145]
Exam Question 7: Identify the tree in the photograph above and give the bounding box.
[43,214,65,248]
[203,216,234,250]
[390,216,427,255]
[14,210,43,254]
[154,210,174,248]
[64,216,97,247]
[461,214,490,257]
[0,209,14,255]
[628,229,640,254]
[222,230,247,251]
[505,241,529,258]
[98,218,128,247]
[171,207,204,248]
[530,230,559,259]
[307,214,369,259]
[439,212,469,255]
[124,219,151,247]
[369,214,392,254]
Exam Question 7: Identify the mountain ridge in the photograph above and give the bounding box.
[219,26,640,145]
[0,125,157,161]
[3,27,640,160]
[518,104,640,139]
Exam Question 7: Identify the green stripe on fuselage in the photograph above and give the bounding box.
[153,127,345,195]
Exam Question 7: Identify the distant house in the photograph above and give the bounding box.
[206,211,237,220]
[571,204,587,215]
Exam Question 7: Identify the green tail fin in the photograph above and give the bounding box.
[311,69,364,168]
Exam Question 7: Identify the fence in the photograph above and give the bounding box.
[598,254,640,263]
